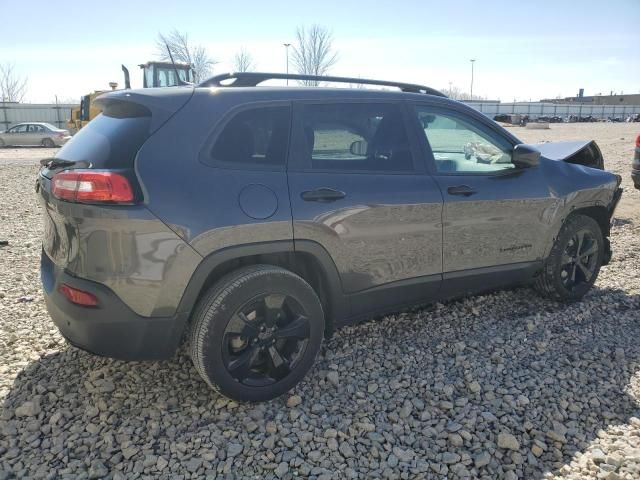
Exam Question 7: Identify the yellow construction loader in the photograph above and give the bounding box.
[67,61,194,131]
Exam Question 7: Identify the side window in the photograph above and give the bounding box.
[14,125,28,133]
[209,106,290,168]
[301,103,414,172]
[144,68,153,88]
[414,108,514,174]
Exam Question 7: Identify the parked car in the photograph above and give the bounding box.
[537,115,563,123]
[0,122,71,147]
[37,73,622,402]
[633,133,640,189]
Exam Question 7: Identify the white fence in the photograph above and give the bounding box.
[464,101,640,120]
[0,103,78,131]
[2,100,639,132]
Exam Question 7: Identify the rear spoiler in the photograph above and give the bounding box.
[93,87,194,133]
[526,140,604,170]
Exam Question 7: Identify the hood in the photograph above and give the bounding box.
[527,140,604,170]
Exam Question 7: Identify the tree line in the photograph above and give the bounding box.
[1,25,481,102]
[156,25,338,85]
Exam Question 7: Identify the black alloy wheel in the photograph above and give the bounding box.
[559,229,599,291]
[535,214,604,302]
[222,293,311,386]
[189,265,324,402]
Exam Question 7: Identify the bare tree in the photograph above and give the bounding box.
[442,84,485,101]
[0,63,28,102]
[156,29,217,83]
[292,25,338,86]
[233,48,255,73]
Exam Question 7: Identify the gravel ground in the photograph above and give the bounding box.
[1,124,639,480]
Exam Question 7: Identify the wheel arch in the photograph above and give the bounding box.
[554,205,612,266]
[569,205,610,238]
[175,240,348,339]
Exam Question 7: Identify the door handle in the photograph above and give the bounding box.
[447,185,477,197]
[301,188,346,202]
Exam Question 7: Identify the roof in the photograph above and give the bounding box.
[199,72,447,97]
[193,86,463,107]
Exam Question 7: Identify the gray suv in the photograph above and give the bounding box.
[38,73,622,402]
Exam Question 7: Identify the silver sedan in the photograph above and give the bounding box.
[0,122,71,147]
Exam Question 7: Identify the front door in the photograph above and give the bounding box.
[287,101,443,318]
[410,105,556,293]
[5,124,27,146]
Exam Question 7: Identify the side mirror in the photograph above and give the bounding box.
[350,140,367,156]
[512,144,540,168]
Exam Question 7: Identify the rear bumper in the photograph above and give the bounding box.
[41,250,185,360]
[632,169,640,190]
[51,136,71,147]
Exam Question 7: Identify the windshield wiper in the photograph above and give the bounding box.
[40,158,75,168]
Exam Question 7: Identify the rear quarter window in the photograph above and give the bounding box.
[204,106,291,169]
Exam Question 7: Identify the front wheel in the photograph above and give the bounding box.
[535,214,604,302]
[189,265,325,402]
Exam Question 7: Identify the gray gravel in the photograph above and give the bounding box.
[1,128,640,480]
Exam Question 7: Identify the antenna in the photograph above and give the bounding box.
[165,43,192,86]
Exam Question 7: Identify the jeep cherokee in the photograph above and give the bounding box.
[38,72,622,401]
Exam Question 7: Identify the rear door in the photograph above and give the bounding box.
[25,124,40,145]
[287,100,443,318]
[31,124,46,145]
[409,104,556,294]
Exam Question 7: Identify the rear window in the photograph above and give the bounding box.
[54,113,151,169]
[207,106,290,168]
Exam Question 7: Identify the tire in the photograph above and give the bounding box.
[0,138,5,147]
[189,265,325,402]
[535,214,604,302]
[41,138,55,148]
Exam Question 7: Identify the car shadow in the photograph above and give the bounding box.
[1,286,639,479]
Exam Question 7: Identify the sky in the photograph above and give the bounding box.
[1,0,638,103]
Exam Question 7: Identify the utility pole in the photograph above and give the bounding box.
[470,59,476,100]
[283,43,291,85]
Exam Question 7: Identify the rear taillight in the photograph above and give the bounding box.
[59,284,99,307]
[635,134,640,148]
[52,170,134,203]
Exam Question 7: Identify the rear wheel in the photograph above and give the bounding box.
[535,214,604,302]
[189,265,324,402]
[41,138,55,148]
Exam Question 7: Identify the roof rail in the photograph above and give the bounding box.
[199,72,447,97]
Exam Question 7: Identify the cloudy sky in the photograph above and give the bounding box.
[1,0,638,103]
